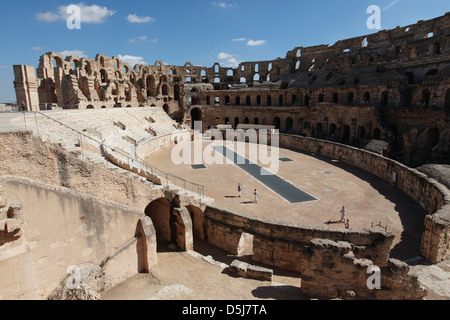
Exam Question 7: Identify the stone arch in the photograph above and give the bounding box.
[52,55,63,69]
[146,75,157,97]
[191,107,203,129]
[161,84,169,96]
[316,123,323,138]
[357,126,366,139]
[332,93,339,104]
[421,89,431,107]
[285,117,294,133]
[329,123,337,138]
[347,92,354,105]
[186,205,205,242]
[273,117,281,130]
[100,69,108,83]
[343,125,351,142]
[373,128,381,140]
[234,117,240,129]
[144,198,173,248]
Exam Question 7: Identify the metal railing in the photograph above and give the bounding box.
[18,111,205,198]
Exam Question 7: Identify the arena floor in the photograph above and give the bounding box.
[146,140,427,260]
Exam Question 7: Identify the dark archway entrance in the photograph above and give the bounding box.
[144,198,173,251]
[190,107,203,129]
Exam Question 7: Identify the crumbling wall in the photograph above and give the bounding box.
[301,239,427,300]
[0,177,158,300]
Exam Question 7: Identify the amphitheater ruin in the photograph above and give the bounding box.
[1,12,449,300]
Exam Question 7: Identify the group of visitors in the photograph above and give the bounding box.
[238,183,258,203]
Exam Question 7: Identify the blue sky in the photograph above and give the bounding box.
[1,0,450,102]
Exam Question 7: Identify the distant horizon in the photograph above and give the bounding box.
[1,0,450,103]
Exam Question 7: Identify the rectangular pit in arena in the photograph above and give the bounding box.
[212,146,317,204]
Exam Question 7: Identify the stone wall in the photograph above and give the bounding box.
[0,177,158,300]
[273,133,450,263]
[202,204,427,299]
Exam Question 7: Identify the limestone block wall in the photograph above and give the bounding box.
[204,205,394,269]
[274,134,450,263]
[300,239,427,300]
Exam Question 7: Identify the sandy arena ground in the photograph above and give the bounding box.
[145,140,426,260]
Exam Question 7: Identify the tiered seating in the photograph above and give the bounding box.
[26,107,179,162]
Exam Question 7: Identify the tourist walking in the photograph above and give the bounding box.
[238,183,243,198]
[254,189,259,203]
[340,206,347,223]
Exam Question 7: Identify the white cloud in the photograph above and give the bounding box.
[59,50,88,58]
[36,3,116,24]
[217,52,241,68]
[118,55,148,67]
[0,65,8,69]
[247,39,266,46]
[232,37,247,42]
[129,36,157,44]
[32,47,44,51]
[126,14,155,23]
[212,1,236,9]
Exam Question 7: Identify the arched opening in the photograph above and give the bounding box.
[316,123,323,139]
[285,118,294,133]
[421,89,431,107]
[86,105,94,109]
[332,93,339,104]
[186,205,205,245]
[234,117,240,129]
[343,125,351,142]
[388,124,398,151]
[291,94,297,105]
[190,108,203,129]
[357,126,366,139]
[381,91,389,107]
[425,128,440,150]
[405,72,414,85]
[318,94,324,103]
[146,76,156,97]
[278,95,283,106]
[174,85,180,101]
[347,92,354,105]
[100,69,108,83]
[244,117,250,125]
[235,96,241,106]
[246,96,251,106]
[254,117,259,125]
[144,198,173,251]
[363,92,371,103]
[267,95,272,106]
[162,84,169,96]
[373,128,381,140]
[52,56,63,69]
[273,117,281,130]
[329,124,337,138]
[256,95,261,105]
[304,95,310,106]
[225,96,230,105]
